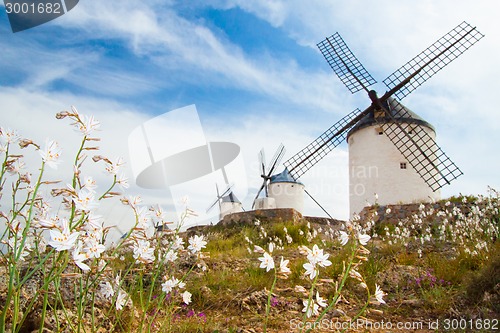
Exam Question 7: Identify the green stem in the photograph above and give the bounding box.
[263,271,278,333]
[98,175,117,200]
[305,243,358,333]
[300,272,320,333]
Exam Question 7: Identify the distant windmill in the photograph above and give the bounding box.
[282,21,484,216]
[207,183,243,221]
[252,144,291,209]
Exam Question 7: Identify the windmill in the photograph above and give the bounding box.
[206,183,243,221]
[251,144,294,210]
[282,21,484,216]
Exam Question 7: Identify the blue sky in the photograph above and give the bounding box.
[1,1,499,231]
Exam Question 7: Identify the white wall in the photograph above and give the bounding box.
[220,201,244,220]
[348,123,441,217]
[269,182,305,214]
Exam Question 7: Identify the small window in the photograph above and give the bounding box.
[400,162,407,169]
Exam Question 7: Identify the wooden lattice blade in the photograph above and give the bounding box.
[380,99,463,191]
[317,33,377,94]
[267,143,286,177]
[383,21,484,101]
[284,108,364,180]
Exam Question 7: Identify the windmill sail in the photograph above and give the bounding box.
[252,144,286,208]
[206,184,233,213]
[379,99,463,191]
[383,21,484,101]
[317,32,377,94]
[284,108,363,180]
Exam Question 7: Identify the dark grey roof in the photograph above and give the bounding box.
[221,192,241,204]
[347,97,434,140]
[270,168,303,185]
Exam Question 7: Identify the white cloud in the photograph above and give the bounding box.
[2,1,499,234]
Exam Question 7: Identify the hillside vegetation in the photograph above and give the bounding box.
[1,110,498,332]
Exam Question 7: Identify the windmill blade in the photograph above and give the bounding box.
[383,21,484,101]
[206,184,233,213]
[206,195,220,213]
[219,184,234,199]
[380,99,463,191]
[251,182,267,209]
[258,148,266,176]
[284,108,364,180]
[267,143,286,176]
[317,32,377,94]
[258,148,268,196]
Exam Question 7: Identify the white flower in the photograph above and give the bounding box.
[72,246,90,271]
[116,289,130,310]
[133,239,155,263]
[99,281,114,299]
[253,245,265,254]
[73,188,98,212]
[39,214,61,229]
[278,256,291,276]
[182,291,192,305]
[294,285,307,294]
[374,284,386,304]
[161,279,175,294]
[84,238,106,259]
[78,114,100,135]
[164,249,178,262]
[105,157,125,175]
[83,176,97,192]
[302,299,319,318]
[307,245,331,268]
[48,220,79,251]
[258,252,275,272]
[116,173,129,190]
[303,262,318,280]
[316,291,328,308]
[339,231,349,246]
[268,242,275,254]
[39,140,62,169]
[0,127,19,144]
[358,233,371,246]
[161,277,185,294]
[172,236,184,250]
[188,235,207,254]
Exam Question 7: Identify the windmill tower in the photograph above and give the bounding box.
[283,21,483,217]
[207,184,243,221]
[268,168,305,213]
[347,98,440,214]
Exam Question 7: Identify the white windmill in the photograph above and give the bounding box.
[206,184,243,221]
[281,21,484,217]
[252,144,306,213]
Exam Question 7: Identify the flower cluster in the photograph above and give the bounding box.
[0,108,209,332]
[378,191,499,258]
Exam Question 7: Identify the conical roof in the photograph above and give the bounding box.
[221,191,241,204]
[269,168,303,185]
[347,97,435,140]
